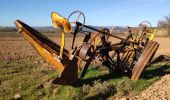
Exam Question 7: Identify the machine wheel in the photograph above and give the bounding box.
[131,41,159,80]
[119,47,135,72]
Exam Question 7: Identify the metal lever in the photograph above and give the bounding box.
[71,25,80,49]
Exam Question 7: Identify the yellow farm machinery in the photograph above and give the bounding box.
[15,11,159,85]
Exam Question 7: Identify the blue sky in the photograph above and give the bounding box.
[0,0,170,26]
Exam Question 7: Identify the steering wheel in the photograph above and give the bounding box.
[139,21,152,28]
[67,11,86,33]
[67,11,86,49]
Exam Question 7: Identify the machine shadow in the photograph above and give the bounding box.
[138,55,170,79]
[74,73,122,87]
[74,73,118,99]
[140,62,170,79]
[74,55,170,87]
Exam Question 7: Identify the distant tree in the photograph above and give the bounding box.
[157,14,170,35]
[157,14,170,28]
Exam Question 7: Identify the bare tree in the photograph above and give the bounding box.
[157,14,170,35]
[157,14,170,28]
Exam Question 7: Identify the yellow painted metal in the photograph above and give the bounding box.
[51,12,72,59]
[149,29,157,41]
[51,12,72,33]
[15,20,65,73]
[25,33,65,72]
[15,20,79,84]
[59,29,65,58]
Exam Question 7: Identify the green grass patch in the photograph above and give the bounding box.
[0,59,169,99]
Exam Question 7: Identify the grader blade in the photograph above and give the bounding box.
[15,20,78,85]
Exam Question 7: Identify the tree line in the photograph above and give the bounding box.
[0,14,170,33]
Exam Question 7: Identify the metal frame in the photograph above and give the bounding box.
[15,11,159,85]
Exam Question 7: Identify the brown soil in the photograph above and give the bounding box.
[154,37,170,56]
[129,74,170,100]
[1,37,170,61]
[0,37,38,61]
